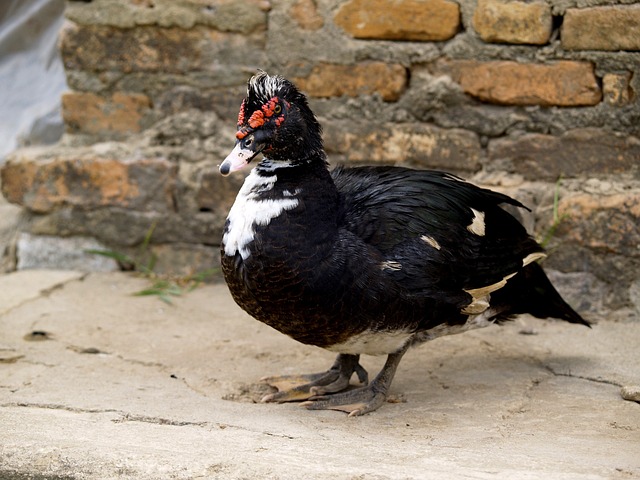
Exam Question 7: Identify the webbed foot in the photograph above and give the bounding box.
[261,354,368,403]
[302,345,409,416]
[302,383,387,417]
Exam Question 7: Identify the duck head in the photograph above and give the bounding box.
[220,71,325,175]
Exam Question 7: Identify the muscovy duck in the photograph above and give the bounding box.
[218,71,590,416]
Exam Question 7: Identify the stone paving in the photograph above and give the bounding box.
[1,270,639,479]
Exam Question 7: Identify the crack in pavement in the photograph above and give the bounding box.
[1,401,300,439]
[1,402,120,415]
[542,365,622,387]
[0,273,89,317]
[112,413,210,427]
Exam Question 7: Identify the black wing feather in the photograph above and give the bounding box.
[332,166,543,295]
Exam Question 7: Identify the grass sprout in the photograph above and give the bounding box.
[86,222,218,304]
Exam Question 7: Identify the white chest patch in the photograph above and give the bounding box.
[223,169,299,259]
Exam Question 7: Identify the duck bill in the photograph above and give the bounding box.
[219,142,262,176]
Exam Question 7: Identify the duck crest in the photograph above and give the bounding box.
[247,71,291,105]
[222,168,299,260]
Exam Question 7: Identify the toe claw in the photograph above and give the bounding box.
[261,393,277,403]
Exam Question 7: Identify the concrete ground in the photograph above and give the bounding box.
[0,270,639,479]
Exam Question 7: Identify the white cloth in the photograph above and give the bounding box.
[0,0,67,162]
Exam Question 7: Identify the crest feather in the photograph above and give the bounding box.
[247,71,291,103]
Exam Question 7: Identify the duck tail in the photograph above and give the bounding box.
[492,262,591,328]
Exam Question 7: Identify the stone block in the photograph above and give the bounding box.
[65,0,268,33]
[290,0,324,30]
[545,270,607,315]
[602,73,635,107]
[436,60,601,106]
[324,121,482,172]
[488,128,640,180]
[62,91,151,136]
[16,233,119,272]
[334,0,460,41]
[1,147,177,214]
[562,5,640,51]
[472,0,552,45]
[292,63,407,101]
[556,190,640,260]
[60,23,265,74]
[196,168,245,213]
[147,243,221,278]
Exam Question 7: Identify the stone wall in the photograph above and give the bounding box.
[1,0,639,318]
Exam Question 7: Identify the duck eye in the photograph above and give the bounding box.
[274,104,282,114]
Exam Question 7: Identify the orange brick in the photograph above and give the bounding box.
[290,0,324,30]
[473,0,552,45]
[436,60,601,106]
[334,0,460,41]
[1,149,176,213]
[62,91,151,136]
[602,73,635,106]
[293,62,407,101]
[562,5,640,51]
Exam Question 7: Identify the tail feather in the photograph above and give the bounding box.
[492,262,591,328]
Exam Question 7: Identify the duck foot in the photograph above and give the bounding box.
[302,345,409,416]
[261,353,368,403]
[301,384,386,417]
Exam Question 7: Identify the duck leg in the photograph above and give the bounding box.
[261,353,369,403]
[301,344,409,417]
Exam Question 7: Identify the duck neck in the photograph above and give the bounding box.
[258,143,328,173]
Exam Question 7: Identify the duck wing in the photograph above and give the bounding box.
[331,166,544,299]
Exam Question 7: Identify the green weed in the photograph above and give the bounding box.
[538,176,570,249]
[86,222,217,304]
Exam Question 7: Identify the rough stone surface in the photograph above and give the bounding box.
[1,147,177,214]
[0,271,638,479]
[292,62,408,101]
[602,73,635,107]
[60,23,265,74]
[16,233,119,272]
[488,128,640,180]
[556,191,640,260]
[289,0,324,30]
[65,0,268,32]
[147,243,220,277]
[621,385,640,402]
[324,121,482,172]
[436,60,602,106]
[0,186,22,273]
[62,91,152,136]
[472,0,552,45]
[562,4,640,51]
[334,0,460,41]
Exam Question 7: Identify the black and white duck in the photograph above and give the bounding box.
[218,71,590,416]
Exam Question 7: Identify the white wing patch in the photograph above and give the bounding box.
[380,260,403,271]
[223,169,299,259]
[467,208,486,236]
[420,234,441,250]
[523,252,546,266]
[461,272,517,315]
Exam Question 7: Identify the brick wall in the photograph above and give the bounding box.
[1,0,639,317]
